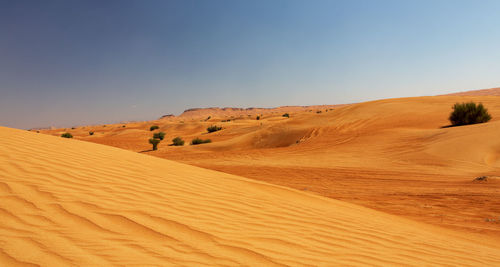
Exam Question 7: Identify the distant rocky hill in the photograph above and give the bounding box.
[159,114,175,119]
[171,105,347,120]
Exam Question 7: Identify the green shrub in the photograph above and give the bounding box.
[89,131,94,136]
[149,138,161,150]
[449,102,491,126]
[150,125,159,131]
[153,132,166,140]
[207,125,222,133]
[282,113,290,118]
[191,138,212,145]
[61,133,73,138]
[172,136,185,146]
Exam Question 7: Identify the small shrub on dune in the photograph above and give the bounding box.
[150,125,159,131]
[449,102,491,126]
[191,138,212,145]
[282,113,290,118]
[256,116,260,120]
[207,125,222,133]
[149,138,161,150]
[153,132,166,140]
[61,133,73,138]
[172,136,185,146]
[89,131,94,136]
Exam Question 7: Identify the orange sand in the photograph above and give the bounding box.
[2,126,500,265]
[40,92,500,238]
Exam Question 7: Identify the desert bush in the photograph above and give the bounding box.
[89,131,94,135]
[153,132,166,140]
[71,127,76,129]
[207,125,222,133]
[149,138,161,150]
[282,113,290,118]
[316,110,322,114]
[61,133,73,138]
[172,136,185,146]
[191,138,212,145]
[256,116,260,120]
[474,176,488,182]
[150,125,159,131]
[449,102,491,126]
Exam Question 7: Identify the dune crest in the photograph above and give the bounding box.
[444,87,500,96]
[1,126,500,265]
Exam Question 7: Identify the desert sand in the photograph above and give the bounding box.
[6,87,499,265]
[445,87,500,96]
[2,126,500,265]
[40,91,500,237]
[174,105,344,120]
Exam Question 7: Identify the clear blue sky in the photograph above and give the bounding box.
[2,0,500,129]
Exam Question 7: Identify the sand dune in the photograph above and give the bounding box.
[175,105,344,120]
[39,94,500,238]
[2,126,500,265]
[445,87,500,96]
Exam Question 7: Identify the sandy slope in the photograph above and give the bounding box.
[2,127,500,265]
[39,93,500,238]
[175,105,344,120]
[445,87,500,96]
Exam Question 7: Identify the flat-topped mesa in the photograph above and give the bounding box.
[178,105,346,119]
[158,114,175,120]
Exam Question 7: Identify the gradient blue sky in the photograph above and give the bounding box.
[2,0,500,129]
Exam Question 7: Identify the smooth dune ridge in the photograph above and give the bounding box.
[2,127,500,266]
